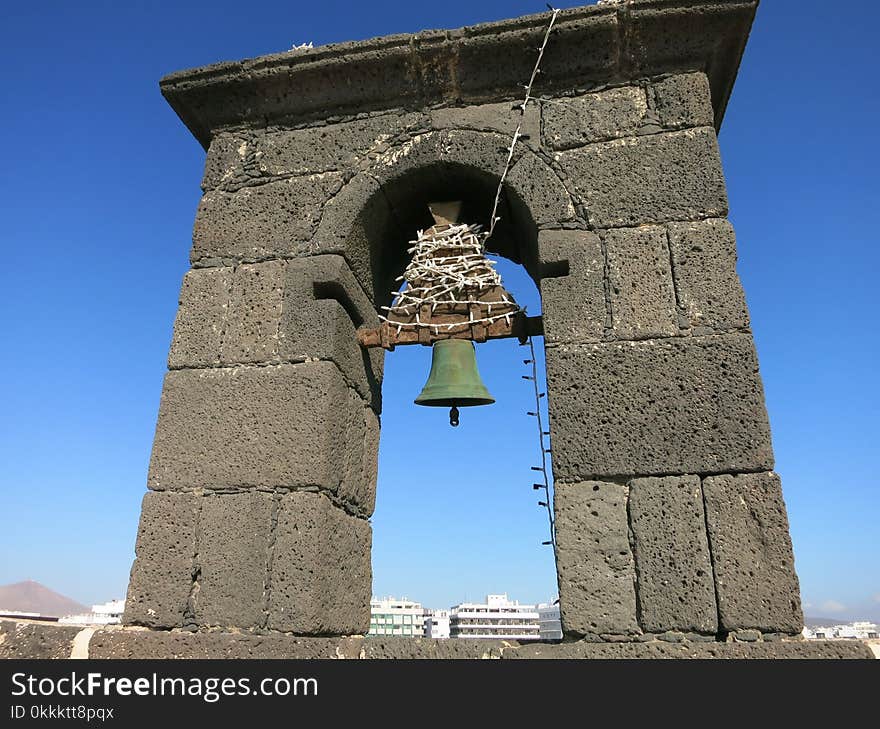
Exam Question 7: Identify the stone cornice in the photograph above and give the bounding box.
[160,0,759,149]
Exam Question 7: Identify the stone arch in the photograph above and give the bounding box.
[313,128,577,308]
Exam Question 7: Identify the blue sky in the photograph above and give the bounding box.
[0,1,877,620]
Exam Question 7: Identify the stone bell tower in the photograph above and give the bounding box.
[104,0,868,658]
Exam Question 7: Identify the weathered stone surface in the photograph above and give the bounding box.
[192,172,344,263]
[268,492,371,635]
[220,260,284,364]
[0,619,873,660]
[147,362,376,514]
[539,229,605,344]
[652,72,715,130]
[543,86,648,149]
[430,100,539,146]
[201,132,247,192]
[339,400,379,516]
[168,267,232,368]
[365,128,574,241]
[506,150,577,227]
[546,333,774,479]
[668,218,749,332]
[123,492,199,628]
[281,255,383,411]
[161,3,759,145]
[556,127,728,228]
[703,472,803,633]
[363,638,505,659]
[730,629,762,642]
[554,481,639,636]
[370,130,510,198]
[454,10,619,104]
[89,628,365,659]
[166,255,382,409]
[604,225,677,339]
[0,621,80,659]
[8,621,872,659]
[264,115,422,177]
[202,114,429,191]
[629,475,717,633]
[507,639,875,660]
[192,492,275,629]
[311,171,402,303]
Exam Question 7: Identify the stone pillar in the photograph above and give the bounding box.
[540,73,803,640]
[124,251,382,634]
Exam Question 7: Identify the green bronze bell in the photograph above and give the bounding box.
[415,339,495,426]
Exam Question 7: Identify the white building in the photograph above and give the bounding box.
[448,594,541,640]
[803,621,879,640]
[368,597,426,637]
[59,599,125,626]
[537,601,563,640]
[425,610,450,639]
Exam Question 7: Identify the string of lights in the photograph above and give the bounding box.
[515,6,559,550]
[523,336,556,550]
[486,4,560,240]
[378,223,520,332]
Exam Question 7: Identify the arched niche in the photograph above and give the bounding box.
[313,129,577,309]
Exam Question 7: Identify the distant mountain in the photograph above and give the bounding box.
[0,581,87,618]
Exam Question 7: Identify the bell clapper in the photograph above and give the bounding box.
[449,405,460,427]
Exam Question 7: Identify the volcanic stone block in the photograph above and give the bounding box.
[168,267,233,368]
[454,10,619,103]
[430,101,539,147]
[200,132,242,191]
[556,127,728,228]
[338,399,379,517]
[168,255,382,408]
[253,113,428,178]
[312,171,402,302]
[538,229,605,344]
[668,218,749,332]
[545,333,774,479]
[625,2,749,110]
[201,113,430,191]
[281,255,383,410]
[652,72,714,130]
[629,475,717,633]
[192,492,275,628]
[364,638,505,659]
[81,628,877,660]
[543,86,648,149]
[703,472,803,633]
[506,151,577,227]
[221,260,284,364]
[268,491,371,634]
[604,225,677,339]
[507,639,875,660]
[0,622,81,659]
[192,172,344,263]
[147,362,376,514]
[88,629,365,659]
[374,130,511,194]
[554,481,639,636]
[124,492,199,628]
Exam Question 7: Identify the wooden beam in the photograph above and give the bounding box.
[357,314,544,349]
